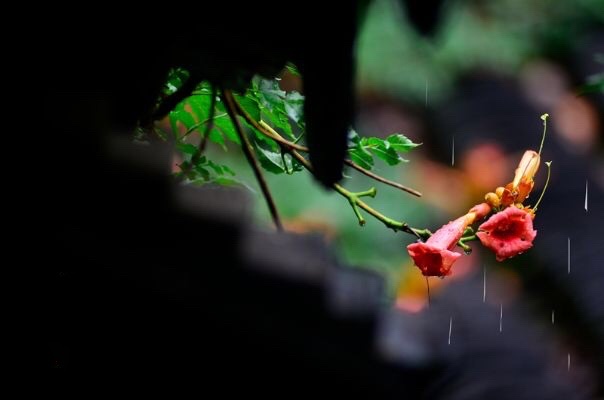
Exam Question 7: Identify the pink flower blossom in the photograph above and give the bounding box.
[477,206,537,261]
[407,214,472,277]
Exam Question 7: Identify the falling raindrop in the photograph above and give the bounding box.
[451,136,455,166]
[448,316,453,345]
[568,353,571,371]
[585,180,588,212]
[552,310,555,325]
[425,80,429,107]
[426,277,431,308]
[568,237,571,274]
[499,303,503,333]
[483,265,486,303]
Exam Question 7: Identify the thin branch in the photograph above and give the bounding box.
[337,187,377,226]
[343,160,421,197]
[333,183,419,237]
[183,113,227,138]
[255,121,421,196]
[191,85,218,166]
[233,103,423,239]
[257,120,308,151]
[223,89,283,232]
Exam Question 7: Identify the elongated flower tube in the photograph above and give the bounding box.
[407,203,490,277]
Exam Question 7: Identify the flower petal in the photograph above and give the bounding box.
[407,242,462,276]
[477,207,537,261]
[512,150,540,189]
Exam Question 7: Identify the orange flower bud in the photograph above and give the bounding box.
[500,184,515,207]
[512,150,540,189]
[485,192,500,208]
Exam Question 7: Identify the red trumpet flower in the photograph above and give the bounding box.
[477,206,537,261]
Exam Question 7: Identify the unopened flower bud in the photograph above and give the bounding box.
[485,192,500,208]
[512,150,540,189]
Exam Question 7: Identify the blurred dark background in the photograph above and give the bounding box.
[41,0,604,398]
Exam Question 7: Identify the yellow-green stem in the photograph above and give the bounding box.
[539,113,549,156]
[533,161,552,212]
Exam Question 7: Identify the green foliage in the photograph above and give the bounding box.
[348,129,420,170]
[285,62,301,77]
[166,71,311,180]
[248,77,306,136]
[163,68,189,96]
[254,142,303,175]
[162,68,419,188]
[176,142,237,184]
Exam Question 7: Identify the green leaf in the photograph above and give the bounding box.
[364,137,384,148]
[208,129,226,150]
[207,177,256,193]
[348,147,374,170]
[348,129,361,145]
[248,77,295,138]
[255,142,286,174]
[169,112,180,138]
[285,62,301,77]
[194,165,211,181]
[284,91,305,126]
[236,95,261,121]
[204,160,236,177]
[214,115,240,145]
[242,117,279,150]
[261,108,293,138]
[194,81,214,94]
[386,134,421,152]
[257,78,287,107]
[169,107,196,135]
[348,134,415,167]
[211,177,240,186]
[369,144,403,166]
[359,137,403,165]
[176,142,198,156]
[221,164,236,176]
[206,160,224,175]
[187,95,212,124]
[164,68,189,96]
